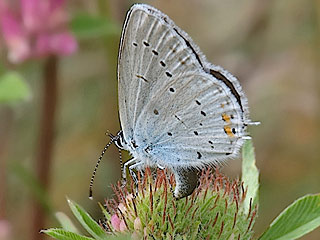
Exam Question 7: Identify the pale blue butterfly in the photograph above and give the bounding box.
[89,4,256,199]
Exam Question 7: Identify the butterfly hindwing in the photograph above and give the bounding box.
[135,72,246,168]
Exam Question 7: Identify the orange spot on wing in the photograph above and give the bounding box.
[222,113,231,123]
[224,125,235,138]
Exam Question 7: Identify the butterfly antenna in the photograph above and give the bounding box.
[107,130,124,181]
[89,139,114,199]
[118,147,123,180]
[105,130,115,138]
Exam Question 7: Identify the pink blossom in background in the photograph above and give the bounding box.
[0,0,77,63]
[0,220,11,240]
[119,220,127,232]
[110,214,121,231]
[110,214,128,232]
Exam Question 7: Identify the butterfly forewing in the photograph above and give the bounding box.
[118,5,202,142]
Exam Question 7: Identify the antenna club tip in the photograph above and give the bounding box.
[89,189,93,200]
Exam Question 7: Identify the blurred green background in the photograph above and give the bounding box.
[0,0,319,239]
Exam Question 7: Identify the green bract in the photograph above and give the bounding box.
[103,168,256,239]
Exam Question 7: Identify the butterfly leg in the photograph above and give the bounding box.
[122,158,137,187]
[129,162,144,196]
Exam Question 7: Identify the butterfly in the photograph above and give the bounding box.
[89,4,256,199]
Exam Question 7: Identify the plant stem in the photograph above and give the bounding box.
[32,56,58,240]
[0,108,13,219]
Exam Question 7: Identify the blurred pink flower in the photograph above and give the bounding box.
[119,220,127,232]
[0,0,77,63]
[110,214,127,232]
[0,220,11,240]
[110,214,121,231]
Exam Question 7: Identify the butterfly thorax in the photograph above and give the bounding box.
[115,130,155,166]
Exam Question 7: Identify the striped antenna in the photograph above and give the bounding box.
[118,147,124,180]
[89,139,114,199]
[107,131,124,180]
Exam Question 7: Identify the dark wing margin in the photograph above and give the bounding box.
[172,28,204,68]
[209,69,244,112]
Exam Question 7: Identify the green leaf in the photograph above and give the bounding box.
[56,212,80,233]
[68,199,108,240]
[241,139,259,214]
[0,71,31,103]
[42,228,94,240]
[259,194,320,240]
[71,14,120,39]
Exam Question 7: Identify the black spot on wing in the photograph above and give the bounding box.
[201,111,206,117]
[166,71,172,77]
[163,17,169,23]
[160,61,166,67]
